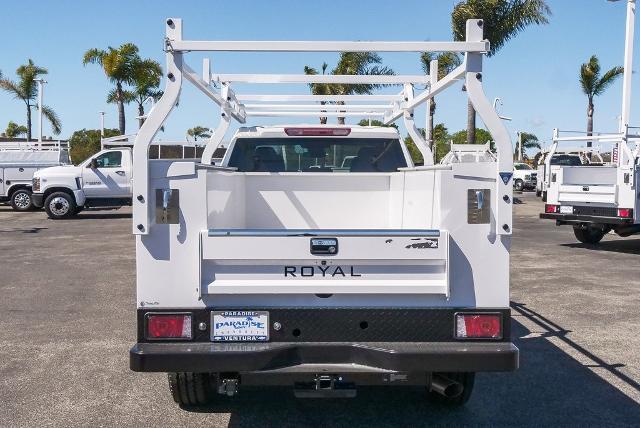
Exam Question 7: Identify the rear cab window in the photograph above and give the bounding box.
[227,138,407,172]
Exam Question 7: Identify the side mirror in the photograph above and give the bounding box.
[90,159,98,169]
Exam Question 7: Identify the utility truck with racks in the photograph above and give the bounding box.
[0,140,69,211]
[128,18,518,406]
[31,135,207,219]
[540,128,640,243]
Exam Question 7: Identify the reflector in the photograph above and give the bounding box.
[456,314,502,339]
[147,314,192,339]
[545,204,559,213]
[618,208,633,218]
[285,127,351,136]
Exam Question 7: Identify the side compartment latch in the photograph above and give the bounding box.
[467,189,490,224]
[155,188,179,224]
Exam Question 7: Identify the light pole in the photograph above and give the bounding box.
[34,78,47,143]
[99,111,105,137]
[609,0,636,132]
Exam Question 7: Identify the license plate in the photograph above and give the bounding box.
[211,311,269,342]
[560,206,573,214]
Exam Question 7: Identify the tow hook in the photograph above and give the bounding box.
[294,375,357,398]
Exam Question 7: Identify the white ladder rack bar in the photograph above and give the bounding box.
[212,73,430,85]
[243,104,393,110]
[237,94,405,102]
[245,111,386,117]
[168,40,490,53]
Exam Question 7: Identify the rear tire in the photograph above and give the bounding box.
[168,372,216,407]
[514,179,524,192]
[10,188,33,211]
[44,192,76,219]
[573,225,605,244]
[427,372,475,406]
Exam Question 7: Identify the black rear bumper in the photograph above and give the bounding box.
[130,341,519,373]
[540,213,633,225]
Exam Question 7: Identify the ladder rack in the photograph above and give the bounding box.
[131,17,514,238]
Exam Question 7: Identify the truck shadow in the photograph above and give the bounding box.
[183,302,640,426]
[562,238,640,256]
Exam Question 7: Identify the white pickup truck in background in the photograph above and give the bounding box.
[0,140,69,211]
[31,137,210,219]
[128,18,518,407]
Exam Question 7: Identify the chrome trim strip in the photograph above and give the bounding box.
[207,229,441,237]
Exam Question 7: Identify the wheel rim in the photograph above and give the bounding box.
[49,197,70,216]
[14,192,31,209]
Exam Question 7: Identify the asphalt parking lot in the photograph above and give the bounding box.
[0,193,639,426]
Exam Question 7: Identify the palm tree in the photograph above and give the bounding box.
[304,63,331,124]
[130,58,163,128]
[187,126,211,141]
[420,52,462,149]
[580,55,623,147]
[83,43,140,134]
[0,60,62,140]
[514,132,541,160]
[452,0,551,143]
[305,52,394,124]
[4,121,28,138]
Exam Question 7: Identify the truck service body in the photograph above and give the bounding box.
[129,18,518,405]
[540,128,640,244]
[0,141,69,211]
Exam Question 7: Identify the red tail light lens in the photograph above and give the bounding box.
[285,127,351,136]
[455,314,502,339]
[545,204,559,213]
[617,208,633,218]
[146,314,192,339]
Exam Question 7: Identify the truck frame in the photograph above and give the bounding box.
[540,127,640,243]
[129,18,518,405]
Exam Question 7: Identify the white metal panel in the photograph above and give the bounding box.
[561,166,617,185]
[558,185,617,204]
[201,231,449,295]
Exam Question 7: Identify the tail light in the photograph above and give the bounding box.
[618,208,633,218]
[146,313,192,339]
[285,127,351,136]
[545,204,559,213]
[455,313,502,339]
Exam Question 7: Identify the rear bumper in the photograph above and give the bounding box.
[540,213,633,225]
[130,341,519,373]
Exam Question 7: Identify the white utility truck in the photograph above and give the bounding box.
[0,140,69,211]
[540,128,640,243]
[31,136,206,219]
[535,149,604,199]
[129,18,518,406]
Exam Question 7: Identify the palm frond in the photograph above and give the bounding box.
[594,65,624,96]
[40,104,62,135]
[452,0,551,57]
[83,48,106,66]
[0,78,27,101]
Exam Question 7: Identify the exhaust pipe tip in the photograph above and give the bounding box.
[430,374,464,399]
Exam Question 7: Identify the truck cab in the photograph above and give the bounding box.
[32,148,133,219]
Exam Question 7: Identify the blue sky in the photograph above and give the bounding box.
[0,0,637,153]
